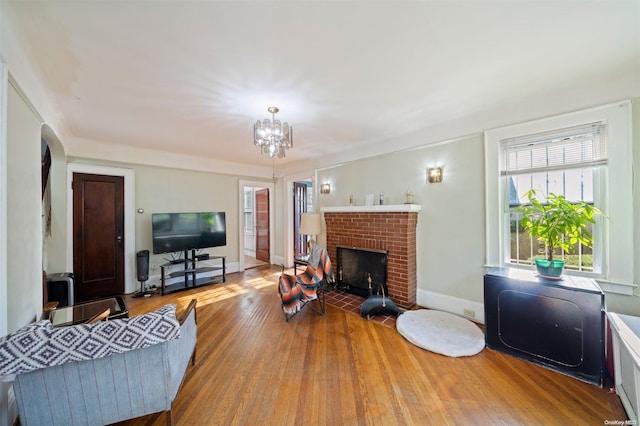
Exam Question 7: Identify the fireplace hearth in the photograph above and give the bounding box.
[336,246,388,298]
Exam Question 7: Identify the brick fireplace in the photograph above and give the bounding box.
[322,205,420,309]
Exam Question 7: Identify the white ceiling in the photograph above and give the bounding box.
[4,1,640,175]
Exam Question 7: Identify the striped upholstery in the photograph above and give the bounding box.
[11,307,197,426]
[278,246,334,315]
[278,273,304,314]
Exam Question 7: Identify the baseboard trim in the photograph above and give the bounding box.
[416,289,485,324]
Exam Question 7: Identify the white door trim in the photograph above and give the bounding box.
[0,58,8,343]
[0,56,10,426]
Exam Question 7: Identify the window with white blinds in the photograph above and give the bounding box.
[485,100,634,292]
[500,122,607,273]
[502,122,607,176]
[502,122,606,206]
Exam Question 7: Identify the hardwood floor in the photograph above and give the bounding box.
[117,265,627,426]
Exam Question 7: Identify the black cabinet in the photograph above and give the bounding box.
[484,267,605,386]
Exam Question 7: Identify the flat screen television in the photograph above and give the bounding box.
[152,212,226,255]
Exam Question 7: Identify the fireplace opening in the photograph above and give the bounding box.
[336,245,388,298]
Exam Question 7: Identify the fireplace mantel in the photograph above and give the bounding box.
[321,204,422,213]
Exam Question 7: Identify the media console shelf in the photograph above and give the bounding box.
[160,249,225,295]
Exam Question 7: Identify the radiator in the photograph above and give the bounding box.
[608,312,640,422]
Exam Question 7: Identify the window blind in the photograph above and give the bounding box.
[501,122,607,176]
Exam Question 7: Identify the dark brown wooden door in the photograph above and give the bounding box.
[293,182,308,257]
[73,173,125,302]
[255,188,270,263]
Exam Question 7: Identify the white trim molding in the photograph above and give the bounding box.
[0,58,8,344]
[0,57,11,426]
[321,204,422,213]
[597,280,637,297]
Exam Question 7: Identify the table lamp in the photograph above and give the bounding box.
[299,212,322,249]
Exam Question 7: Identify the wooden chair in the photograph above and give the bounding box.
[177,299,197,325]
[177,299,198,367]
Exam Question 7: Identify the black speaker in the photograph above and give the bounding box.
[136,250,150,282]
[133,250,152,298]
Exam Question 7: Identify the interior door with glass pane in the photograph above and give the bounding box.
[255,188,270,263]
[293,182,308,257]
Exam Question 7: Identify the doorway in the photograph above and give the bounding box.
[66,164,136,295]
[254,188,269,264]
[293,180,313,257]
[243,186,269,269]
[293,181,312,257]
[72,173,125,301]
[239,180,274,270]
[283,175,314,268]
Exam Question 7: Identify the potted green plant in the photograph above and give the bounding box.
[515,189,603,278]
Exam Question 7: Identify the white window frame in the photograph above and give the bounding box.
[485,100,633,294]
[504,122,607,273]
[243,188,254,236]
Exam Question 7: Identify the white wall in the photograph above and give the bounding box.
[6,80,42,331]
[315,134,487,320]
[274,176,286,264]
[132,163,241,268]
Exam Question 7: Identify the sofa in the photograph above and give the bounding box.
[0,300,197,426]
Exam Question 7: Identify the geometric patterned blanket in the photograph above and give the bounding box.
[0,304,181,380]
[278,245,334,315]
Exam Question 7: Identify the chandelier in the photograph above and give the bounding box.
[253,107,293,159]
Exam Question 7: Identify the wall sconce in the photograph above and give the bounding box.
[320,183,331,194]
[427,167,443,183]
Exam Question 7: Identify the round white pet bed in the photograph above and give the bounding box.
[396,309,485,357]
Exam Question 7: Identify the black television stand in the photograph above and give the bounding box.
[160,249,226,295]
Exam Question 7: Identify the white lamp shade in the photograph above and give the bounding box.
[299,213,322,236]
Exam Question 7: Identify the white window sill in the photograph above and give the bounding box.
[489,264,637,296]
[596,280,637,296]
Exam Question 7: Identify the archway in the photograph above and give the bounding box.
[41,124,67,276]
